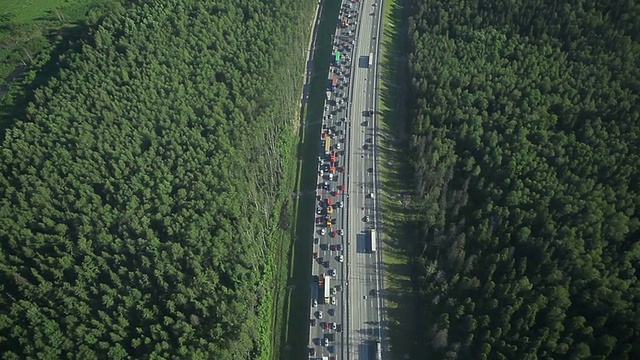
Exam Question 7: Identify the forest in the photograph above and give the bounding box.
[0,0,313,358]
[406,0,640,359]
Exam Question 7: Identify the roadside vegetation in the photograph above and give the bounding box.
[406,0,640,358]
[0,0,312,358]
[376,0,421,358]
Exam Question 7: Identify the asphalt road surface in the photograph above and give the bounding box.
[344,0,383,359]
[308,0,383,359]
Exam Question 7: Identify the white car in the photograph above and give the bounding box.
[322,337,329,346]
[331,322,337,330]
[331,287,337,295]
[313,299,318,307]
[317,311,323,319]
[320,228,327,236]
[331,297,336,306]
[338,255,344,262]
[337,228,344,235]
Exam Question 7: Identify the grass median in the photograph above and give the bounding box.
[377,0,422,358]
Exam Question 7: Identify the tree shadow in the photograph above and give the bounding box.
[0,22,90,139]
[375,0,425,358]
[282,0,343,358]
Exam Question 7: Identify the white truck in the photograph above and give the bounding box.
[324,275,331,304]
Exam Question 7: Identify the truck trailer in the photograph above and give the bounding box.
[369,228,377,252]
[324,276,331,303]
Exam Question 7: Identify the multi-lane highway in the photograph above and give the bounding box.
[308,0,383,359]
[344,0,383,359]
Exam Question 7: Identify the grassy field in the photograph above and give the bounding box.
[1,0,88,22]
[0,0,101,78]
[377,0,422,359]
[0,0,114,138]
[280,0,342,358]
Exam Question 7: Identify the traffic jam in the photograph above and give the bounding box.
[309,1,359,359]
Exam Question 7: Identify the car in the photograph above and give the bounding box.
[368,167,373,173]
[322,337,329,346]
[316,217,322,224]
[323,260,330,268]
[313,252,318,259]
[331,287,337,295]
[317,311,323,319]
[313,299,318,307]
[337,229,344,235]
[363,144,369,150]
[310,318,316,326]
[309,347,316,356]
[337,324,343,332]
[337,244,344,251]
[323,321,330,329]
[364,216,371,222]
[362,120,369,126]
[368,192,375,199]
[338,255,344,262]
[336,143,341,150]
[320,228,327,235]
[329,269,337,276]
[331,230,337,238]
[331,322,337,330]
[314,238,320,244]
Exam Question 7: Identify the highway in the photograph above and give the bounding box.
[308,0,383,359]
[344,0,383,359]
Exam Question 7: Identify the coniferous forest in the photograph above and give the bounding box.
[407,0,640,359]
[0,0,313,358]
